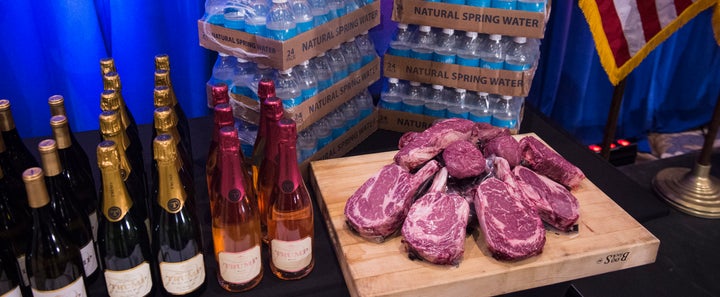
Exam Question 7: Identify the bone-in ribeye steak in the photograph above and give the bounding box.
[402,168,470,265]
[395,118,480,171]
[344,160,441,242]
[519,136,586,189]
[514,166,580,231]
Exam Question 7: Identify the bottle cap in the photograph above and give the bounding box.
[100,90,120,111]
[263,97,285,120]
[153,134,177,162]
[455,88,466,93]
[317,52,326,57]
[388,77,399,83]
[432,84,443,90]
[502,95,513,100]
[49,115,72,149]
[419,26,431,32]
[348,37,356,42]
[442,28,454,35]
[214,103,235,128]
[219,126,240,151]
[154,106,177,131]
[0,99,15,131]
[513,37,527,43]
[272,0,287,4]
[99,110,122,135]
[100,57,116,75]
[332,45,341,49]
[489,34,502,41]
[300,60,310,66]
[48,95,66,116]
[38,139,62,176]
[236,57,249,63]
[155,54,170,70]
[279,68,293,75]
[23,167,50,208]
[154,86,172,108]
[103,72,122,90]
[362,30,369,35]
[210,83,230,106]
[257,63,270,69]
[409,81,421,86]
[477,92,489,96]
[258,78,276,100]
[466,31,478,37]
[398,23,408,29]
[219,52,229,57]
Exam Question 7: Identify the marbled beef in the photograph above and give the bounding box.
[519,136,586,189]
[482,135,521,168]
[514,166,580,231]
[443,140,486,179]
[402,168,469,265]
[394,118,480,171]
[345,160,441,242]
[476,122,511,144]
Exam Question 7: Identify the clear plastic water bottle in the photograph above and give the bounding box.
[291,0,315,34]
[310,52,334,91]
[342,100,360,129]
[327,0,346,18]
[491,95,518,129]
[466,0,490,7]
[276,68,303,107]
[245,0,270,36]
[345,0,361,14]
[223,1,246,30]
[312,118,333,149]
[211,53,237,87]
[504,37,536,71]
[297,129,317,162]
[236,119,259,157]
[249,63,277,100]
[293,60,319,101]
[479,34,505,70]
[410,26,435,60]
[517,0,544,12]
[456,31,481,67]
[342,38,363,73]
[424,84,447,118]
[328,109,347,138]
[433,28,458,64]
[379,77,405,110]
[469,92,492,123]
[443,0,463,5]
[308,0,331,26]
[388,23,414,57]
[354,89,374,119]
[402,81,426,114]
[266,0,298,40]
[230,57,258,99]
[328,45,349,82]
[446,88,470,119]
[491,0,516,9]
[204,0,226,25]
[355,31,377,66]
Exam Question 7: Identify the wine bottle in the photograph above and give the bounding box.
[50,115,99,241]
[23,167,88,296]
[102,73,142,160]
[211,126,263,292]
[0,241,22,297]
[210,83,230,107]
[153,85,192,163]
[0,165,31,295]
[100,90,145,182]
[99,110,151,237]
[153,57,190,153]
[256,97,285,242]
[0,99,39,175]
[267,118,314,280]
[250,79,278,187]
[152,107,195,210]
[206,103,235,207]
[37,139,100,285]
[0,132,29,210]
[48,95,92,169]
[100,57,117,76]
[155,54,170,71]
[97,141,156,297]
[152,134,206,296]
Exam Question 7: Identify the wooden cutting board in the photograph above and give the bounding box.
[310,134,659,297]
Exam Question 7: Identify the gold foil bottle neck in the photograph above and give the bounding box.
[100,57,117,76]
[153,106,177,132]
[154,70,171,87]
[155,54,170,71]
[99,110,122,135]
[0,99,15,131]
[103,72,122,91]
[48,95,66,117]
[97,140,132,222]
[50,115,72,149]
[38,139,62,176]
[154,86,172,108]
[153,134,177,162]
[23,167,50,208]
[100,90,120,112]
[97,140,120,169]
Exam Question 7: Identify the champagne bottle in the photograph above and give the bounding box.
[97,141,155,297]
[153,56,190,154]
[100,90,145,184]
[267,118,314,280]
[250,79,278,185]
[99,110,151,236]
[0,241,22,297]
[23,167,88,296]
[211,126,263,292]
[50,115,99,241]
[100,57,117,76]
[153,85,192,163]
[206,103,234,207]
[0,165,31,295]
[102,73,142,159]
[152,134,206,296]
[210,83,230,107]
[155,54,170,71]
[152,107,195,209]
[37,139,100,284]
[256,97,285,241]
[0,99,39,175]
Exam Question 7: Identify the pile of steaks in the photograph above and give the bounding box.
[344,118,584,265]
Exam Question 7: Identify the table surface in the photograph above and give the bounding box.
[22,104,719,296]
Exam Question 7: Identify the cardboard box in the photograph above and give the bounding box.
[383,54,535,96]
[229,57,381,132]
[377,107,523,134]
[198,1,381,70]
[392,0,548,38]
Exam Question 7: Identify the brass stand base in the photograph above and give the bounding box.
[653,164,720,219]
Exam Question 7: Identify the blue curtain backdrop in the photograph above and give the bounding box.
[1,0,719,148]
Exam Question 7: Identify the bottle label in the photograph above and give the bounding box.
[0,286,21,297]
[218,245,262,284]
[31,277,86,297]
[159,253,205,295]
[16,255,28,286]
[104,262,153,297]
[80,241,99,276]
[271,237,312,272]
[89,211,99,241]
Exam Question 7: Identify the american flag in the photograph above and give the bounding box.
[579,0,720,85]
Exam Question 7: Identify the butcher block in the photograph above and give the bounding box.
[309,134,660,297]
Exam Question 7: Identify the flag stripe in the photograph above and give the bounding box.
[598,0,632,66]
[674,0,694,12]
[615,0,646,57]
[657,1,680,28]
[638,1,662,42]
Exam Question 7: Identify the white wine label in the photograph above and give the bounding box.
[159,253,205,295]
[16,255,28,286]
[32,277,86,297]
[104,262,153,297]
[219,245,262,284]
[89,211,99,241]
[80,241,99,276]
[271,237,312,272]
[0,286,21,297]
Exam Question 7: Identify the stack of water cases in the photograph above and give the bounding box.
[379,0,548,133]
[200,0,381,164]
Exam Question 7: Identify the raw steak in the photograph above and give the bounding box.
[475,177,545,260]
[443,140,486,179]
[514,166,580,231]
[519,136,586,189]
[402,168,470,265]
[398,131,418,149]
[476,122,511,144]
[483,135,521,168]
[394,118,480,171]
[345,160,441,242]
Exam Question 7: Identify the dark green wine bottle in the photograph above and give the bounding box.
[0,165,30,296]
[0,99,39,176]
[0,240,22,297]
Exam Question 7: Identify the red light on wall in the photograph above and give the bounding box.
[617,139,630,146]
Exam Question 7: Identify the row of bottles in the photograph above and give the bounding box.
[204,0,375,40]
[208,31,377,108]
[424,0,545,12]
[388,24,540,71]
[379,78,524,131]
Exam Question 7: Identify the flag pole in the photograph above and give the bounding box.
[652,91,720,218]
[600,78,627,160]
